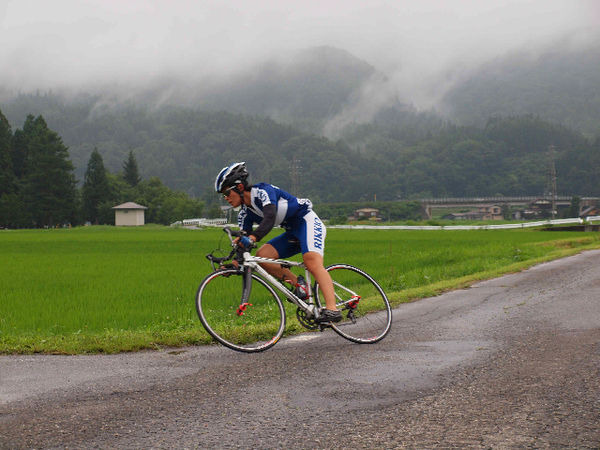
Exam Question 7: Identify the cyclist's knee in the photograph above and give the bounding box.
[302,251,324,271]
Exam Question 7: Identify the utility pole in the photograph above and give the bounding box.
[290,156,301,197]
[546,145,557,219]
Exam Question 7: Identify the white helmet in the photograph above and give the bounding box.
[214,162,249,193]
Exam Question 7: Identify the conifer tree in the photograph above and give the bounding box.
[82,148,110,224]
[122,150,141,187]
[20,115,77,227]
[0,110,14,197]
[0,109,19,228]
[11,115,36,180]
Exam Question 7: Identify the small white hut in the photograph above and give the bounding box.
[112,202,148,226]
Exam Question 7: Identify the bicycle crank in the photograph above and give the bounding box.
[296,308,319,330]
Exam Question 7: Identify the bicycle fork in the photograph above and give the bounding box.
[236,267,254,316]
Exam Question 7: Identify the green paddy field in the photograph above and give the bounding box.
[1,225,599,354]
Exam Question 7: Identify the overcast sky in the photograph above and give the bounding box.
[1,0,598,108]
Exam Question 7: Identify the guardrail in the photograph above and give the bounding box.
[329,217,599,231]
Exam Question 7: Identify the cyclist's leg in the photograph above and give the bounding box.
[303,252,336,310]
[257,233,300,283]
[294,211,337,313]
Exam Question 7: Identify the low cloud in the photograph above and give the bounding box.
[1,0,597,115]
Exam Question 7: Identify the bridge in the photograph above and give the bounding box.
[420,196,600,219]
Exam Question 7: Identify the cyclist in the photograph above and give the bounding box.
[214,161,341,323]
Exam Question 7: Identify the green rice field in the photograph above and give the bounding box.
[1,225,599,354]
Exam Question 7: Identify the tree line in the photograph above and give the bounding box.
[0,110,203,228]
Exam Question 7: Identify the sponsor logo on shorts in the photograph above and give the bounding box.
[313,217,323,249]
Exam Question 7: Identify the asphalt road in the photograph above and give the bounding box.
[1,250,599,448]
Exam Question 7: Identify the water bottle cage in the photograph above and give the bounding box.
[296,283,308,297]
[285,278,308,298]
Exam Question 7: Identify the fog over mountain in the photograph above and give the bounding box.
[1,0,598,133]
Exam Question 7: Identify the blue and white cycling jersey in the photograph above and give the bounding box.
[237,182,325,257]
[237,183,312,231]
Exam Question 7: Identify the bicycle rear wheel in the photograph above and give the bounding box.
[196,268,286,352]
[314,264,392,344]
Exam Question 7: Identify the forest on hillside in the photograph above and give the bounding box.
[2,96,598,209]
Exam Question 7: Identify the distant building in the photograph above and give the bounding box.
[478,205,503,220]
[443,205,503,221]
[348,208,381,221]
[112,202,147,226]
[356,208,380,218]
[580,205,600,218]
[514,198,558,219]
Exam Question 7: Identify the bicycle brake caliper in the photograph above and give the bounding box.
[236,302,253,316]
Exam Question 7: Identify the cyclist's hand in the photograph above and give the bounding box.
[239,236,254,249]
[233,234,255,249]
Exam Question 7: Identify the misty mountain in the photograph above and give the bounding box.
[181,42,600,140]
[1,46,381,137]
[7,41,600,143]
[198,46,379,130]
[441,42,600,137]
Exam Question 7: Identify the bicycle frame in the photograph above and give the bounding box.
[240,251,320,318]
[214,226,360,320]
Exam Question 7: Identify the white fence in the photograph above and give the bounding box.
[173,216,600,231]
[329,217,600,231]
[171,218,228,227]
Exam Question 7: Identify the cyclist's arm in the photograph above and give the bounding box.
[250,204,276,242]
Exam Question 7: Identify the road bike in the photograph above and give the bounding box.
[195,227,392,352]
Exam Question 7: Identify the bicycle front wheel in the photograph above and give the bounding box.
[315,264,392,344]
[196,268,286,352]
